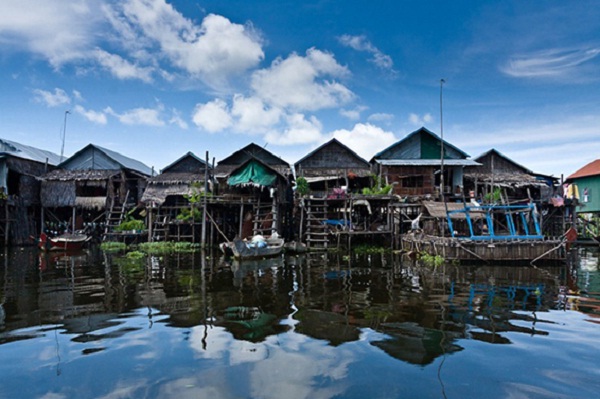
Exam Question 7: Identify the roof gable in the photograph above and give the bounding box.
[372,127,469,161]
[0,138,62,165]
[473,148,533,175]
[217,143,289,167]
[568,159,600,180]
[161,152,210,174]
[294,138,370,170]
[60,144,152,176]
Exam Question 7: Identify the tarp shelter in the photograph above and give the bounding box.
[228,159,278,187]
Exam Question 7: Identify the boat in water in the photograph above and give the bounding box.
[38,232,90,251]
[229,235,284,260]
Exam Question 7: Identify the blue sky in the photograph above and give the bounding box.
[1,0,599,177]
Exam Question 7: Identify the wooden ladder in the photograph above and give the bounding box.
[304,197,329,250]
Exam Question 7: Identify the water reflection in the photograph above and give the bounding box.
[0,246,599,398]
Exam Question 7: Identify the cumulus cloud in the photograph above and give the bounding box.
[192,99,233,132]
[502,47,600,79]
[331,123,397,160]
[264,113,324,145]
[340,106,368,121]
[368,113,394,123]
[251,48,353,111]
[105,105,165,126]
[338,34,396,74]
[32,88,71,107]
[408,113,433,126]
[117,1,264,88]
[231,95,281,133]
[0,0,264,88]
[74,105,107,124]
[93,49,154,82]
[0,0,101,67]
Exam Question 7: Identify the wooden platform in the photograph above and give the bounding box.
[401,232,566,264]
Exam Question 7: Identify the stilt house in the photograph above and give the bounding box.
[41,144,152,237]
[0,138,61,245]
[294,138,371,197]
[463,149,552,203]
[141,152,211,242]
[566,160,600,214]
[214,144,292,240]
[371,127,480,198]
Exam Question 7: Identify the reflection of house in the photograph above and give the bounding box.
[294,138,371,197]
[0,138,61,244]
[464,149,552,202]
[141,152,211,241]
[41,144,152,236]
[371,127,479,197]
[371,322,463,365]
[566,159,600,213]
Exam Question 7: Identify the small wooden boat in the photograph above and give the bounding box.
[230,236,284,260]
[38,232,90,251]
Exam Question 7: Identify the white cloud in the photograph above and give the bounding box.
[0,0,101,67]
[340,106,368,121]
[0,1,263,88]
[93,48,154,82]
[169,109,188,129]
[118,1,264,88]
[331,123,396,160]
[251,48,353,111]
[105,105,165,126]
[231,95,281,133]
[408,113,433,126]
[338,34,396,74]
[192,99,233,132]
[502,47,600,79]
[264,113,323,145]
[74,105,107,124]
[368,113,394,123]
[32,88,71,107]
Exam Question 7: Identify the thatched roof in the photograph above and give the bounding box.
[147,172,205,184]
[464,172,547,188]
[141,182,205,204]
[43,169,119,181]
[75,196,107,210]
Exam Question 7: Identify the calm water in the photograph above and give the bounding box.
[1,246,599,399]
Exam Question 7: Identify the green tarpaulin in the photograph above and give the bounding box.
[227,159,277,187]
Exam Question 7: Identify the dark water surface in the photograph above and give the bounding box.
[1,246,599,399]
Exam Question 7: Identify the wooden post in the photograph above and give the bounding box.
[148,206,153,242]
[201,151,209,247]
[239,203,244,238]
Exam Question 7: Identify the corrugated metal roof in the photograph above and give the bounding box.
[62,144,153,176]
[0,138,61,165]
[567,159,600,180]
[376,159,481,166]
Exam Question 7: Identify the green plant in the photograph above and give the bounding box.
[115,219,145,232]
[100,241,127,252]
[296,177,309,197]
[419,252,445,267]
[176,207,203,222]
[126,250,145,259]
[484,188,502,204]
[361,174,393,195]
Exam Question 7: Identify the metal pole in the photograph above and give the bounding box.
[439,79,445,199]
[60,110,70,162]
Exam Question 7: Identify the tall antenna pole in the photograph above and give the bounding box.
[439,79,445,199]
[60,110,70,162]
